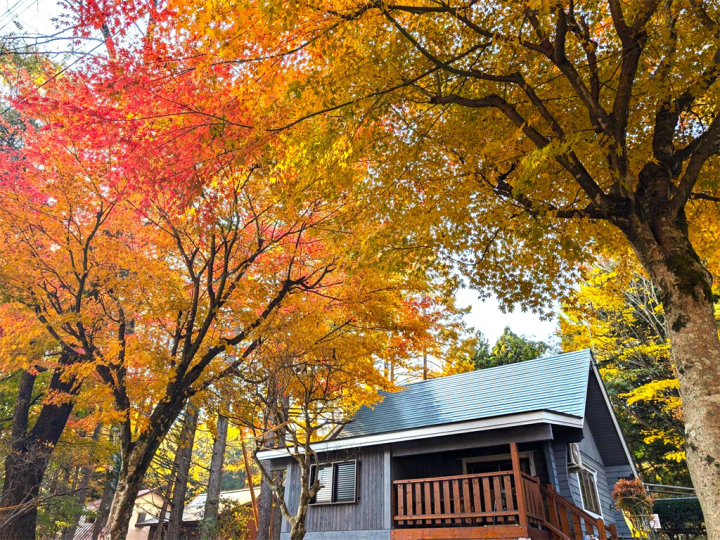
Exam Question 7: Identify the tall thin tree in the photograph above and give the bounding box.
[201,414,228,540]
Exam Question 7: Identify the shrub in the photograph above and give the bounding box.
[653,498,705,534]
[612,478,654,537]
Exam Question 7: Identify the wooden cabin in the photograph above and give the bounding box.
[259,349,638,540]
[136,488,257,540]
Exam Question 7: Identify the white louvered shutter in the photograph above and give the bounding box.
[314,465,334,504]
[333,461,357,503]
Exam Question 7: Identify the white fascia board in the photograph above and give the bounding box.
[257,411,582,460]
[590,362,640,477]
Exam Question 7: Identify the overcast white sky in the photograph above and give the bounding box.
[2,0,60,37]
[455,289,558,344]
[3,0,560,345]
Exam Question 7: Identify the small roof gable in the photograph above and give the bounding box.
[136,488,257,526]
[337,349,593,440]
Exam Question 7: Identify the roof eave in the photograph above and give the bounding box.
[257,409,583,460]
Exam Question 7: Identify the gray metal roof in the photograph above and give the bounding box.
[136,488,256,526]
[337,349,592,439]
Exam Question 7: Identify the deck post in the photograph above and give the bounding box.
[597,518,607,539]
[510,442,528,527]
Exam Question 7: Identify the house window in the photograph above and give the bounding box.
[309,460,357,504]
[136,512,146,525]
[577,468,602,517]
[462,452,537,476]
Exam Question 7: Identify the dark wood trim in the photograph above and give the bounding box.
[393,471,513,484]
[391,525,530,539]
[528,528,553,540]
[510,442,528,527]
[394,510,518,520]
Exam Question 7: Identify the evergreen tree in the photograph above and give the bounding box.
[471,328,550,370]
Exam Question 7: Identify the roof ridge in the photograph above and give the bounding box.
[397,348,591,388]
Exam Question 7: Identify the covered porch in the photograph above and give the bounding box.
[391,443,619,540]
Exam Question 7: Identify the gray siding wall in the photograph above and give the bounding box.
[554,425,618,527]
[544,440,559,487]
[280,532,390,540]
[281,446,388,535]
[577,423,616,524]
[587,373,632,466]
[553,440,574,502]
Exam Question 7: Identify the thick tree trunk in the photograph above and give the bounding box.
[652,278,720,534]
[0,362,78,540]
[0,452,45,540]
[103,448,149,540]
[9,369,36,441]
[104,390,190,540]
[166,404,199,540]
[201,415,228,540]
[624,214,720,536]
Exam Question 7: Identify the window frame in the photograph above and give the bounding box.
[461,451,537,476]
[575,466,603,518]
[309,459,358,506]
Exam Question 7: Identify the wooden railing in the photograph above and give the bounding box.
[520,473,546,528]
[541,483,619,540]
[392,442,619,540]
[392,473,620,540]
[393,471,521,527]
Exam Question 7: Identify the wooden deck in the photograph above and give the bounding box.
[391,443,619,540]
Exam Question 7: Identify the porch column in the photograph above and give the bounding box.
[383,447,392,530]
[510,442,528,527]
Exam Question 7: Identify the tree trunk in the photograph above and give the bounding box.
[103,448,149,540]
[652,278,720,534]
[256,468,283,540]
[60,464,94,540]
[286,460,313,540]
[0,452,45,540]
[288,519,307,540]
[91,468,117,540]
[9,369,36,441]
[149,457,176,540]
[256,394,287,540]
[61,425,102,540]
[201,415,228,540]
[623,214,720,536]
[0,369,36,538]
[165,403,199,540]
[103,387,191,540]
[0,361,78,540]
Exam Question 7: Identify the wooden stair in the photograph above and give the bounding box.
[539,481,619,540]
